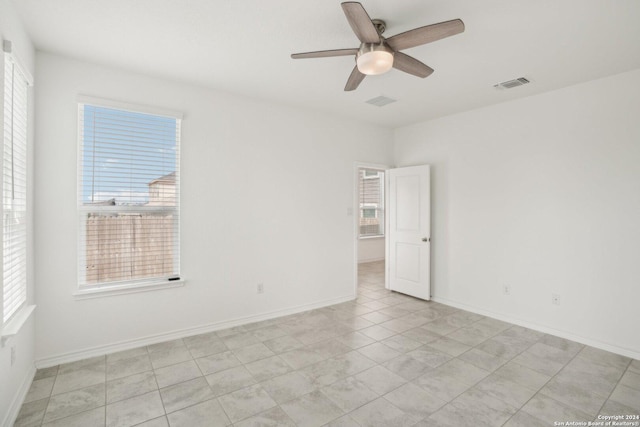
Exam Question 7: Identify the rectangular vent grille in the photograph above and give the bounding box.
[494,77,530,90]
[366,95,397,107]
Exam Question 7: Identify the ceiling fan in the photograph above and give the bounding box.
[291,2,465,91]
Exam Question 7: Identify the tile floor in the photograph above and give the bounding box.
[14,261,640,426]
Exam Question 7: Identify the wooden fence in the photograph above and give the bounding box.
[360,217,383,236]
[85,213,174,284]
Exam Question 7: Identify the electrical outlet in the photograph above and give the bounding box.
[503,285,511,296]
[11,347,16,366]
[552,293,561,306]
[257,283,264,294]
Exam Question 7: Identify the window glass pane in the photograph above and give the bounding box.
[78,102,180,288]
[362,208,376,218]
[81,106,177,206]
[359,169,384,238]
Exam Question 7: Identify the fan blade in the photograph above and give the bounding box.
[341,2,380,44]
[386,19,465,51]
[393,52,434,78]
[291,48,359,59]
[344,66,365,91]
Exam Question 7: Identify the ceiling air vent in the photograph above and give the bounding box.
[366,95,397,107]
[494,77,530,90]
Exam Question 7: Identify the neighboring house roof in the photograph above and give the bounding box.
[148,171,176,186]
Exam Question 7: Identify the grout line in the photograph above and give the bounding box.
[596,357,633,416]
[499,342,594,425]
[149,356,165,418]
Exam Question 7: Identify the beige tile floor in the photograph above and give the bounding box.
[14,261,640,426]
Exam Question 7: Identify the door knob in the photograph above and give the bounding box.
[422,237,430,242]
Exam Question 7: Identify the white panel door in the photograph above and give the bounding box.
[388,165,431,300]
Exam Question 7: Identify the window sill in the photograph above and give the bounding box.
[73,279,186,300]
[359,235,385,240]
[1,305,36,347]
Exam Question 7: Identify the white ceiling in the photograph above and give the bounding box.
[13,0,640,128]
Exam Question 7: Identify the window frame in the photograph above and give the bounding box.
[75,96,184,298]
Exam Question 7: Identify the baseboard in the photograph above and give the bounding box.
[36,294,356,368]
[2,364,36,427]
[432,296,640,360]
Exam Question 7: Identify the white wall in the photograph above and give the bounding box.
[34,52,393,363]
[358,238,385,263]
[0,0,36,425]
[394,69,640,358]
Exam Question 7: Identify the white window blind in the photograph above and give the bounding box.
[3,51,29,323]
[359,168,385,238]
[78,99,181,290]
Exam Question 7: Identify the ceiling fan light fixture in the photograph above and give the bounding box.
[291,2,465,91]
[356,43,394,75]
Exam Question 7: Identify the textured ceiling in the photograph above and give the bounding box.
[12,0,640,128]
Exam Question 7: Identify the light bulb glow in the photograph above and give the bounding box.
[356,43,394,75]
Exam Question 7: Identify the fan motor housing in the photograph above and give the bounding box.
[356,42,394,75]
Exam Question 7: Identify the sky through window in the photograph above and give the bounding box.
[81,105,177,205]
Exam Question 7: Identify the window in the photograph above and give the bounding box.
[77,98,181,293]
[2,46,31,323]
[359,168,384,238]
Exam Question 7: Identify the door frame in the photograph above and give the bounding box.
[352,162,389,297]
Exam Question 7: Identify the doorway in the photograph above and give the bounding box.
[355,165,387,295]
[353,164,431,301]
